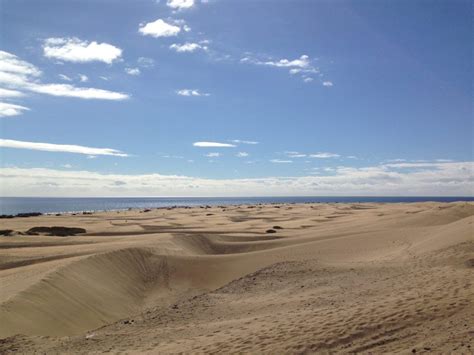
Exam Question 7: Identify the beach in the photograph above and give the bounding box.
[0,201,473,353]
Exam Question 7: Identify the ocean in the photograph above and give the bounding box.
[0,196,473,215]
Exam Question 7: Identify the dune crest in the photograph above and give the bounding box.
[0,202,472,353]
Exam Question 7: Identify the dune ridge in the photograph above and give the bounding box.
[0,202,472,353]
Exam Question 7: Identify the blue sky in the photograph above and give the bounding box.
[0,0,472,196]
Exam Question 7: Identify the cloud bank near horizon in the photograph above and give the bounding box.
[1,161,472,197]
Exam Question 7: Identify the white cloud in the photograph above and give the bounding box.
[263,55,311,68]
[0,102,29,117]
[323,81,333,87]
[0,88,25,98]
[242,54,316,71]
[231,139,259,145]
[270,159,293,163]
[386,158,407,163]
[0,51,129,104]
[58,74,72,81]
[125,67,141,76]
[170,42,207,53]
[309,152,340,158]
[79,74,89,82]
[282,151,341,159]
[236,152,249,157]
[28,83,128,100]
[0,51,42,78]
[382,162,444,169]
[61,164,73,168]
[0,139,128,157]
[160,154,184,159]
[43,37,122,64]
[176,89,210,96]
[241,54,319,82]
[285,151,306,158]
[193,141,236,148]
[137,57,155,68]
[167,0,195,9]
[139,19,181,38]
[0,51,41,89]
[1,161,472,197]
[205,152,221,157]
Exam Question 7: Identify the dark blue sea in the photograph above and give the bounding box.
[1,196,473,215]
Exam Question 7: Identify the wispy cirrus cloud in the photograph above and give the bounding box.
[285,151,307,158]
[0,50,129,110]
[193,141,236,148]
[385,158,407,163]
[283,151,342,159]
[0,51,41,78]
[0,139,128,157]
[159,153,184,159]
[236,152,249,157]
[139,19,181,37]
[176,89,210,96]
[42,37,122,64]
[270,159,293,163]
[231,139,259,145]
[58,74,72,81]
[382,162,451,169]
[0,102,29,117]
[28,83,128,100]
[0,88,25,98]
[309,152,340,158]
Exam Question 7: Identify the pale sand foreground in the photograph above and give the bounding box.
[0,202,473,353]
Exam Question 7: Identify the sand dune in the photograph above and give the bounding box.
[0,202,472,353]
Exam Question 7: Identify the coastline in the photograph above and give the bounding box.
[1,195,474,216]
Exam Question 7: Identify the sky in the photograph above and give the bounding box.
[0,0,472,197]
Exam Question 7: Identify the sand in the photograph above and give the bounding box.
[0,202,472,353]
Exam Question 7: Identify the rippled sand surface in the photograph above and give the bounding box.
[0,202,473,353]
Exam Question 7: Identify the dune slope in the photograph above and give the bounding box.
[0,202,472,353]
